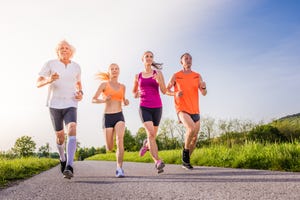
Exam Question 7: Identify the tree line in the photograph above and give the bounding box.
[2,116,299,160]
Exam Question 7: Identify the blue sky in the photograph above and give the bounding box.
[0,0,299,151]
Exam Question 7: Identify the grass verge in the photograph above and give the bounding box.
[0,157,59,187]
[87,142,300,172]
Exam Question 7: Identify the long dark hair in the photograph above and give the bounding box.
[143,51,163,70]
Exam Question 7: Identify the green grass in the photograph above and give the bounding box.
[0,157,59,187]
[87,142,300,172]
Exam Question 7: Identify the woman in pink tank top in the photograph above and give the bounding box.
[132,51,167,173]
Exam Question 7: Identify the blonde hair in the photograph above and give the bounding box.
[56,40,76,58]
[95,63,119,81]
[95,72,110,81]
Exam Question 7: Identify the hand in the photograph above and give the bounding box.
[104,95,111,102]
[153,73,162,84]
[123,99,129,106]
[176,91,183,98]
[75,91,83,101]
[49,72,59,83]
[201,81,206,89]
[134,92,140,98]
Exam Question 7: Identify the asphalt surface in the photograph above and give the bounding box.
[1,161,300,200]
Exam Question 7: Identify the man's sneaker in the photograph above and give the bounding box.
[63,165,74,179]
[155,160,165,174]
[182,161,193,170]
[115,168,125,178]
[60,160,66,173]
[139,139,149,157]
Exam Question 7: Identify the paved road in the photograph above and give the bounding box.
[1,161,300,200]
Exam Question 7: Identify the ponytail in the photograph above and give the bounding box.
[152,62,163,70]
[95,72,110,81]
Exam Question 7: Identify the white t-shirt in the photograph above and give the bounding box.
[38,59,81,109]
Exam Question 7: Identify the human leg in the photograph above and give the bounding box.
[56,130,66,160]
[139,138,149,156]
[189,120,200,156]
[178,112,197,149]
[143,121,160,162]
[50,108,66,173]
[63,108,77,179]
[115,121,125,169]
[104,128,114,151]
[178,112,197,169]
[139,106,164,172]
[115,121,125,178]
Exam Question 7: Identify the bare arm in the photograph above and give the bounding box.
[36,72,59,88]
[166,74,176,96]
[75,81,83,101]
[154,71,167,94]
[122,84,129,106]
[132,74,140,98]
[198,74,207,96]
[76,81,82,92]
[92,82,110,104]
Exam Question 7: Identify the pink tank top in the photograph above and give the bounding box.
[138,70,162,108]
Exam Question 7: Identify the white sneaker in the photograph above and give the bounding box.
[115,168,125,178]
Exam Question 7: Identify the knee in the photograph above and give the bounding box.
[191,134,198,143]
[68,122,77,135]
[56,131,65,144]
[106,144,114,151]
[116,137,124,148]
[148,134,157,143]
[187,125,196,134]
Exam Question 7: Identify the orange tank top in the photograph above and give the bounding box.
[103,82,124,102]
[174,71,200,114]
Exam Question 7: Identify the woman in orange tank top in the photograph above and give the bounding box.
[167,53,207,170]
[92,63,129,178]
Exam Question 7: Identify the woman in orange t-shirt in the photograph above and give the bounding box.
[167,53,207,170]
[92,63,129,177]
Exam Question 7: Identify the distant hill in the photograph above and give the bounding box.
[271,113,300,139]
[277,113,300,121]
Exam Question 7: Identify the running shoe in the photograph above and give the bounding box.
[182,149,193,170]
[115,168,125,178]
[60,160,67,173]
[155,160,165,174]
[182,161,193,170]
[139,139,149,157]
[63,165,74,179]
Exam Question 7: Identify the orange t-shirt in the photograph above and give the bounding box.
[103,82,124,102]
[174,71,200,114]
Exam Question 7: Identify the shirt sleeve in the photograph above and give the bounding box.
[38,61,51,77]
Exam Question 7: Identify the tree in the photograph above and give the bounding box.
[200,116,216,139]
[135,127,147,147]
[123,127,136,151]
[12,135,36,157]
[174,123,186,147]
[158,119,180,149]
[38,142,50,157]
[248,124,287,143]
